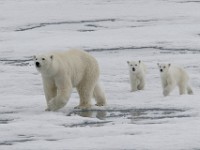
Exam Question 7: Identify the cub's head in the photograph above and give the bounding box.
[157,63,171,74]
[33,54,54,74]
[127,60,142,73]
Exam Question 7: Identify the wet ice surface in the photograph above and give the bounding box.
[1,0,200,150]
[68,108,191,127]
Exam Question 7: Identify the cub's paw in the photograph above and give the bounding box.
[163,89,170,97]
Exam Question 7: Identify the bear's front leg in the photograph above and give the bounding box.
[178,82,187,95]
[163,88,170,96]
[42,77,57,110]
[163,83,175,96]
[47,86,73,111]
[131,78,139,92]
[138,78,145,90]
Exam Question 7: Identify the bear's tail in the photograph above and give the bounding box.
[93,81,106,106]
[187,85,193,95]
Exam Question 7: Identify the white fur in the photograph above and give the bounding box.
[157,63,193,96]
[127,60,147,92]
[34,49,106,111]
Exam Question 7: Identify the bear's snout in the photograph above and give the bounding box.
[35,62,40,68]
[132,68,135,71]
[160,69,163,72]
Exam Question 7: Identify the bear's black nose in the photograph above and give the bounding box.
[160,69,163,72]
[35,62,40,67]
[132,67,135,71]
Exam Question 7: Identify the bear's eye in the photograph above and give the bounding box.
[42,58,45,60]
[163,66,166,69]
[135,64,137,66]
[130,64,133,66]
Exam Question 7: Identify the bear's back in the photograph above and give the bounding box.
[168,65,189,82]
[52,49,100,86]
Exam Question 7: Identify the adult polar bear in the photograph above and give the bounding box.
[34,49,106,111]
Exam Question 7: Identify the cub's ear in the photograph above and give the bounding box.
[127,61,130,64]
[168,63,171,67]
[50,55,53,60]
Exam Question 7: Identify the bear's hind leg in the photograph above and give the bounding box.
[93,81,106,106]
[178,83,187,95]
[75,83,94,109]
[75,65,99,109]
[187,85,193,95]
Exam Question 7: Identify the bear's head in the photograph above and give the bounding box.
[127,60,142,73]
[157,63,171,74]
[33,54,54,75]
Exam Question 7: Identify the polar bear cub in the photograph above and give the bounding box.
[127,60,147,92]
[157,63,193,96]
[34,49,106,111]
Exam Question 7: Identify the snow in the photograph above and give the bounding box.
[0,0,200,149]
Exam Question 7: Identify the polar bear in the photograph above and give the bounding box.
[34,49,106,111]
[157,63,193,96]
[127,60,147,92]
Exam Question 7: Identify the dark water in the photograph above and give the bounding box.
[67,108,191,127]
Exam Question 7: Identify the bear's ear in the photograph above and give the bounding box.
[50,55,53,60]
[127,61,130,64]
[168,63,171,67]
[139,60,141,64]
